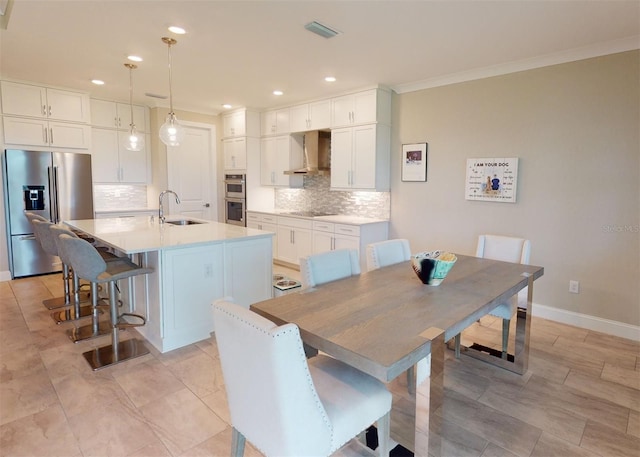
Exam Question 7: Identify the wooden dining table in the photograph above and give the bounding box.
[251,254,544,456]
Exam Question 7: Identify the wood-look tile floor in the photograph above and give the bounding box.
[1,271,638,457]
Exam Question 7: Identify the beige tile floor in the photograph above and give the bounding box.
[1,267,638,457]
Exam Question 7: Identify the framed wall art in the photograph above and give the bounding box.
[465,157,519,202]
[401,143,428,182]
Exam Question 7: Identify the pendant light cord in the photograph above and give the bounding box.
[167,41,174,116]
[129,66,134,126]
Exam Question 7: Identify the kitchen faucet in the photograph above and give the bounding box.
[158,190,181,224]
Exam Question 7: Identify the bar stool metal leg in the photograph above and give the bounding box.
[51,266,93,323]
[68,281,111,343]
[82,279,149,371]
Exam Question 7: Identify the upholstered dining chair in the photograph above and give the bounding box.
[455,234,531,358]
[366,239,411,271]
[300,248,361,290]
[212,299,392,457]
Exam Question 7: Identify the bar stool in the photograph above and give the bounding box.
[58,234,153,370]
[50,225,118,343]
[32,219,94,322]
[25,212,84,310]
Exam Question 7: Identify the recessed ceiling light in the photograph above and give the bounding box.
[222,104,232,109]
[168,26,186,34]
[324,76,336,82]
[273,90,283,96]
[127,55,143,62]
[91,79,105,85]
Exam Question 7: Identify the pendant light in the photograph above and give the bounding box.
[159,37,185,147]
[123,63,145,151]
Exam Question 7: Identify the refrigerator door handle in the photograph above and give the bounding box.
[53,166,60,223]
[20,235,38,241]
[47,166,55,222]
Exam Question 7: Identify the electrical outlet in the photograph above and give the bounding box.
[204,263,213,278]
[569,280,580,294]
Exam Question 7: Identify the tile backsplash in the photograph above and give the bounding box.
[275,176,390,220]
[93,184,148,211]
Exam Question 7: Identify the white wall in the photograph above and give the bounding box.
[391,51,639,329]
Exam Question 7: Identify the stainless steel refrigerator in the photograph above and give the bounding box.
[2,149,94,278]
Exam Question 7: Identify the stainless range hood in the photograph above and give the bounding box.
[284,130,330,176]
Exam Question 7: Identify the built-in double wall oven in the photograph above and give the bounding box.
[224,174,246,226]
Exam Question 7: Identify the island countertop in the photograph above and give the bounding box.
[65,216,274,255]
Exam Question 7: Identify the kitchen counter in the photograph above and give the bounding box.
[66,216,273,254]
[248,209,389,225]
[65,216,274,353]
[247,210,389,270]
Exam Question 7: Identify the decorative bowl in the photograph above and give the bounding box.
[411,250,457,285]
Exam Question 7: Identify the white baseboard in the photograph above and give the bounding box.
[532,302,640,341]
[0,270,11,282]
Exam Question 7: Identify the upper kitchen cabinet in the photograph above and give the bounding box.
[1,81,90,123]
[223,108,260,138]
[224,136,260,172]
[330,123,391,191]
[289,100,331,133]
[91,128,149,183]
[330,88,391,128]
[223,108,259,172]
[261,108,290,136]
[260,135,303,188]
[2,116,90,149]
[90,99,147,132]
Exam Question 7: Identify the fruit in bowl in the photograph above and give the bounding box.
[411,250,457,285]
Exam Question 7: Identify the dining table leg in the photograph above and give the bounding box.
[415,327,445,456]
[460,273,534,374]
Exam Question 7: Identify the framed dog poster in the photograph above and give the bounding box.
[465,157,519,202]
[402,143,428,182]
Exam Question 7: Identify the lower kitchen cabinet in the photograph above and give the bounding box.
[247,212,278,254]
[312,219,388,271]
[276,216,312,266]
[259,212,389,270]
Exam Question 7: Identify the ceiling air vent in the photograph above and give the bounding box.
[304,21,340,39]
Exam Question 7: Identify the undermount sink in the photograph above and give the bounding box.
[165,219,203,226]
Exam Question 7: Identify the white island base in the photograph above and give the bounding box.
[65,217,274,353]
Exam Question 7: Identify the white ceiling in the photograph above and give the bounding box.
[1,1,638,115]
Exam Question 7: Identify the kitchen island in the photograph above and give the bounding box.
[65,216,274,353]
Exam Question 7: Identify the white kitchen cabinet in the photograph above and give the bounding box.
[331,123,390,191]
[247,212,278,254]
[261,108,290,136]
[312,220,359,256]
[2,116,90,149]
[224,137,247,171]
[312,219,388,271]
[330,88,391,128]
[1,81,90,123]
[90,99,147,132]
[276,216,313,266]
[289,100,331,132]
[260,135,303,188]
[223,109,260,138]
[91,128,149,183]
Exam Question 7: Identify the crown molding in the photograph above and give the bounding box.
[392,36,640,94]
